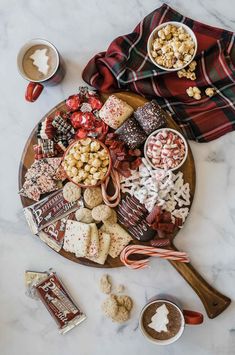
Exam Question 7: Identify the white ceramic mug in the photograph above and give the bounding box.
[17,38,65,102]
[139,298,203,345]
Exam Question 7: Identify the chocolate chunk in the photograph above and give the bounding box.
[134,101,167,135]
[115,117,147,149]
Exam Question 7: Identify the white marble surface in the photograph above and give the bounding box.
[0,0,235,354]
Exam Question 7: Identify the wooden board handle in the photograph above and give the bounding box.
[169,258,231,318]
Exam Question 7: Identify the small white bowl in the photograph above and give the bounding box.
[147,21,197,72]
[144,128,188,171]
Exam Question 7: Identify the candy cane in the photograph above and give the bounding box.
[120,245,189,269]
[101,169,121,207]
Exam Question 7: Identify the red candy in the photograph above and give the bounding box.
[146,129,186,170]
[70,112,83,129]
[66,95,81,112]
[146,205,181,238]
[88,96,103,110]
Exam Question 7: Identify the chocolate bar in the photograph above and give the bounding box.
[24,189,83,234]
[134,101,167,135]
[25,270,49,299]
[115,117,147,149]
[38,212,76,252]
[35,272,86,334]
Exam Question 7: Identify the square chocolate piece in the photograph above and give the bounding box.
[134,101,167,135]
[115,117,147,149]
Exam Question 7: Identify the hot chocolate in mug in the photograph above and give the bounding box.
[139,296,203,345]
[17,39,65,102]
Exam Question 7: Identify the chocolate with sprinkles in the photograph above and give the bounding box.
[134,101,167,135]
[115,117,147,149]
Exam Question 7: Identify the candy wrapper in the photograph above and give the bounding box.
[24,189,83,234]
[26,270,86,334]
[25,270,49,299]
[38,212,76,252]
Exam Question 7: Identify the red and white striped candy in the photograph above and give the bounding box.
[146,129,186,170]
[120,245,190,269]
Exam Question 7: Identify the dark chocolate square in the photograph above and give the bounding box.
[115,117,147,149]
[134,101,167,135]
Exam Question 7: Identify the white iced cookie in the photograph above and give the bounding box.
[63,182,81,202]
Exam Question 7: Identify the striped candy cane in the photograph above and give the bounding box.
[120,245,189,270]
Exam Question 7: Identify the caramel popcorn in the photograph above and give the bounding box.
[205,87,215,97]
[186,86,201,100]
[151,24,195,69]
[177,60,197,80]
[62,138,110,186]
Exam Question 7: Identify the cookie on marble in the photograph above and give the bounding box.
[102,294,118,318]
[100,274,112,294]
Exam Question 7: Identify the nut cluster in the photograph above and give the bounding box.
[151,24,195,69]
[63,138,110,186]
[177,60,197,80]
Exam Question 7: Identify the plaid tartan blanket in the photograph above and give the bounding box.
[82,3,235,142]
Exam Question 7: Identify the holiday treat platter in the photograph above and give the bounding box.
[18,89,230,318]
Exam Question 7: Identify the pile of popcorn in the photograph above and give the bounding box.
[151,24,195,69]
[62,138,110,186]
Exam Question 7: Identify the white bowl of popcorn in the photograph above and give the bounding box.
[147,22,197,71]
[62,138,111,188]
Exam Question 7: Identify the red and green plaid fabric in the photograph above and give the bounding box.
[82,3,235,142]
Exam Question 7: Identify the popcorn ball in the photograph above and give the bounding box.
[62,138,110,186]
[150,24,196,69]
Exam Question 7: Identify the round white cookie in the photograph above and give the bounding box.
[63,182,81,202]
[75,208,94,224]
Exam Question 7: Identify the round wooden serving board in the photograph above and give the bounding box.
[19,91,231,319]
[18,91,195,268]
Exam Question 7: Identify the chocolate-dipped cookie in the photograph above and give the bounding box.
[115,117,147,149]
[134,101,167,135]
[117,195,155,241]
[128,220,156,242]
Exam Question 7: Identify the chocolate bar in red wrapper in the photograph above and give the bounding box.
[39,212,76,252]
[35,273,86,334]
[24,189,83,234]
